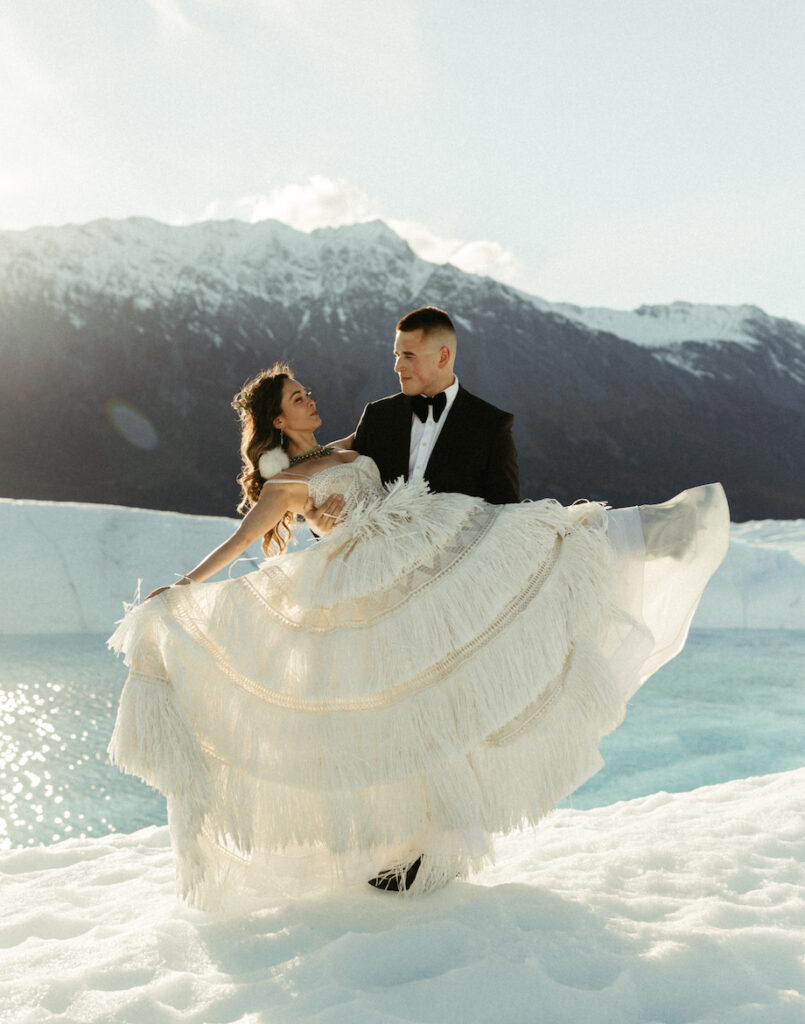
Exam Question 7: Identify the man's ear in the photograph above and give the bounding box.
[438,346,451,368]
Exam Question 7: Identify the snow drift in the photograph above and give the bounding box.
[0,497,802,634]
[2,770,803,1024]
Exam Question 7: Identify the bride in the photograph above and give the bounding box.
[108,364,730,909]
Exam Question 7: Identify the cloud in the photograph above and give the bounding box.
[387,220,532,290]
[250,0,421,83]
[144,0,199,38]
[201,176,382,232]
[196,176,534,291]
[0,12,88,220]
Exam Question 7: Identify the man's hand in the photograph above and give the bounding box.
[303,493,345,535]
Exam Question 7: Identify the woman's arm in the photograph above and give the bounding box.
[146,482,302,599]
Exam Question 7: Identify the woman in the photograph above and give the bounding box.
[109,364,730,909]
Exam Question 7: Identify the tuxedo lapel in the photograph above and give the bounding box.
[424,386,470,483]
[388,394,414,481]
[359,384,517,502]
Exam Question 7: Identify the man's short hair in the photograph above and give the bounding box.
[396,306,455,336]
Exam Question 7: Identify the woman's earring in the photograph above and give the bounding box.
[280,429,285,449]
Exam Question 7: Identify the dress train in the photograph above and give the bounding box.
[108,458,729,907]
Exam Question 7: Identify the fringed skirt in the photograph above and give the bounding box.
[108,481,729,907]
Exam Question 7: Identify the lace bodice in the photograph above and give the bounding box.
[305,455,385,508]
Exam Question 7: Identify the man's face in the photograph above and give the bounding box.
[393,329,444,396]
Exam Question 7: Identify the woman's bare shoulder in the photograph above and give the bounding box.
[258,475,309,512]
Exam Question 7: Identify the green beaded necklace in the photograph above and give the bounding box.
[288,445,334,467]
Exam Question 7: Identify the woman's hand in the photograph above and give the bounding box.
[303,493,345,535]
[140,483,296,600]
[145,577,191,601]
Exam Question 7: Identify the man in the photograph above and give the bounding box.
[307,306,520,893]
[354,306,520,502]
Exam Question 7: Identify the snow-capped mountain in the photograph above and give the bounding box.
[536,297,778,348]
[1,216,803,520]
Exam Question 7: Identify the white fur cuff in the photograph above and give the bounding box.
[258,448,291,479]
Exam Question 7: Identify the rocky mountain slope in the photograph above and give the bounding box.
[1,217,803,519]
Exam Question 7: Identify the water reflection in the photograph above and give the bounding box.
[1,631,803,850]
[0,635,166,849]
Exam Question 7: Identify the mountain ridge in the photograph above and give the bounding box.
[1,216,803,520]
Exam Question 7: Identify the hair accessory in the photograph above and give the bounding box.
[258,447,291,479]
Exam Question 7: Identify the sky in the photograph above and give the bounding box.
[2,0,804,322]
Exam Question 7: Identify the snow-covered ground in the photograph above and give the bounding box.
[694,519,804,630]
[0,498,276,635]
[0,498,802,634]
[2,770,803,1024]
[1,497,803,1023]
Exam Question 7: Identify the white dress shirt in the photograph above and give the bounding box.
[408,376,460,481]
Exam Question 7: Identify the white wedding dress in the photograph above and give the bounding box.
[108,456,729,908]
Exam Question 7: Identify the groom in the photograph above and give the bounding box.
[353,305,520,503]
[308,306,520,893]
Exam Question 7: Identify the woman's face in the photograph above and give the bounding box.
[275,378,321,434]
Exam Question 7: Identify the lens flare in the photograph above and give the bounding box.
[104,400,159,450]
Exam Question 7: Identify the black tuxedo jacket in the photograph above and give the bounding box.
[353,386,520,504]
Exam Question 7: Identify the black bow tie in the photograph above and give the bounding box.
[411,391,447,423]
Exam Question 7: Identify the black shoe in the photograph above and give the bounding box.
[367,855,423,892]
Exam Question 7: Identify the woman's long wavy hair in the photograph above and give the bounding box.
[232,363,295,556]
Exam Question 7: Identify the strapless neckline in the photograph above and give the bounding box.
[305,454,385,508]
[303,454,373,486]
